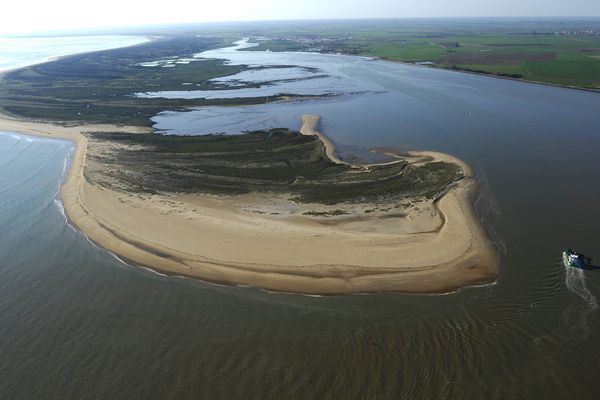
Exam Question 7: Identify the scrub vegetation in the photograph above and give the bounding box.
[0,28,463,207]
[0,36,309,126]
[85,129,462,205]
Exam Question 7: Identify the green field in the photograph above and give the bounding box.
[242,19,600,89]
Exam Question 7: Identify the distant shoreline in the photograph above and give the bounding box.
[400,60,600,94]
[0,35,150,75]
[248,37,600,94]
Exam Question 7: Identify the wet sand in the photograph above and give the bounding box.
[0,112,498,294]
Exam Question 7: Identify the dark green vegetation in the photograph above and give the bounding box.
[303,210,349,216]
[242,19,600,89]
[0,36,299,126]
[86,129,462,205]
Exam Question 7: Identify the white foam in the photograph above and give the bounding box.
[563,264,598,341]
[53,198,67,221]
[0,132,24,141]
[565,266,598,310]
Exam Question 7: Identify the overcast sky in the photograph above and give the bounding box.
[2,0,600,35]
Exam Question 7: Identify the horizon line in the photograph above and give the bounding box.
[3,15,600,37]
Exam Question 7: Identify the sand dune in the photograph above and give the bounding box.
[0,112,498,294]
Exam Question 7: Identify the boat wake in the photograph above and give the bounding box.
[563,265,598,341]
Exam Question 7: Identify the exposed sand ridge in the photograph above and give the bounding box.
[0,112,498,294]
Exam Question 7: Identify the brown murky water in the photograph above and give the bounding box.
[2,39,600,399]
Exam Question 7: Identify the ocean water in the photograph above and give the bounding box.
[0,35,148,73]
[2,37,600,399]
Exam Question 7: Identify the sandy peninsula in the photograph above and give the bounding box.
[0,112,498,294]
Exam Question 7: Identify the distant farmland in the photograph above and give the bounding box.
[244,19,600,90]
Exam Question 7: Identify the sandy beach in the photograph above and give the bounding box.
[0,112,498,294]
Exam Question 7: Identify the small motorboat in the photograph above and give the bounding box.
[563,248,587,268]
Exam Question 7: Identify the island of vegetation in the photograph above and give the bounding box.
[0,110,497,294]
[0,35,498,294]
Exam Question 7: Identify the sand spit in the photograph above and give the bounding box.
[0,112,498,295]
[300,114,353,167]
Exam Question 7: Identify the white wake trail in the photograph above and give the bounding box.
[563,265,598,341]
[565,266,598,310]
